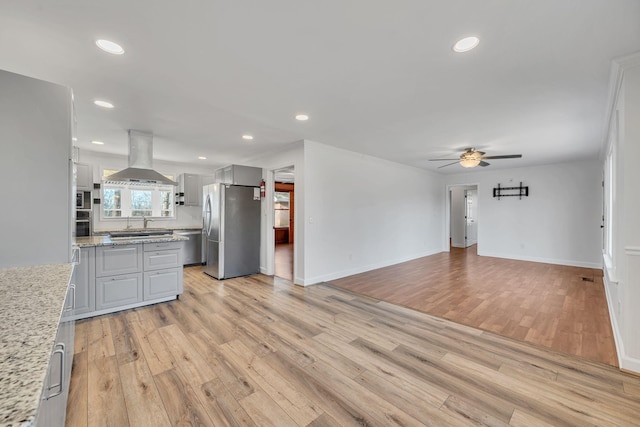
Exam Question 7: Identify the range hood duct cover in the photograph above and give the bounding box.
[105,130,177,186]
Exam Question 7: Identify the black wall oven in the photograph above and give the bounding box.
[76,210,91,237]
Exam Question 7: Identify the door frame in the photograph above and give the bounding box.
[266,165,296,281]
[444,183,480,252]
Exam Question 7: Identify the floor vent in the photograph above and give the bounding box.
[581,277,594,282]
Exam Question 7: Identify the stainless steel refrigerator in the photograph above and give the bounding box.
[202,183,261,279]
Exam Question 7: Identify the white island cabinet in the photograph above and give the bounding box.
[95,244,143,310]
[143,241,183,300]
[72,237,185,320]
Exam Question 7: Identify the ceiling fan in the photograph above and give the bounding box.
[429,148,522,169]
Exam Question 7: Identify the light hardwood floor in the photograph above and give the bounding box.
[66,266,640,426]
[274,243,293,281]
[330,245,618,366]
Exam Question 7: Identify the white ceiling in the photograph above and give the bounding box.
[1,1,638,173]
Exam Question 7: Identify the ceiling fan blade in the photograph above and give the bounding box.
[481,154,522,159]
[479,161,490,167]
[475,151,486,156]
[428,158,459,161]
[437,161,460,169]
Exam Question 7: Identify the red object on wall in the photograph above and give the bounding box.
[260,179,266,198]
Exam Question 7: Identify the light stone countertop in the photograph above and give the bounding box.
[75,234,188,248]
[0,264,73,427]
[92,225,202,234]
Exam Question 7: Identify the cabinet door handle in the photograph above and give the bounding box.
[64,285,76,312]
[46,343,65,399]
[72,247,81,265]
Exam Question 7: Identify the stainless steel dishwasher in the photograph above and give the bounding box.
[175,229,203,265]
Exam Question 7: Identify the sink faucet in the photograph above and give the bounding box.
[143,216,153,229]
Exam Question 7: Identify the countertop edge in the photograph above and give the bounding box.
[75,235,188,247]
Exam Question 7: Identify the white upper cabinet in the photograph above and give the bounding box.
[215,165,262,186]
[179,173,201,206]
[75,163,93,191]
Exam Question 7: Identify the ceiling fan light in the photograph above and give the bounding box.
[460,158,481,168]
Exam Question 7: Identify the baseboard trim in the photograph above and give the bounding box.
[603,273,624,369]
[477,251,602,269]
[603,271,640,374]
[304,248,443,286]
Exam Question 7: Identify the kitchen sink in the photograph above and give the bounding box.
[109,229,174,238]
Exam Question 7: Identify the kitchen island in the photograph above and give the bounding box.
[0,264,73,426]
[73,234,188,320]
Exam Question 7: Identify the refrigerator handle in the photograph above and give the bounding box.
[204,194,213,236]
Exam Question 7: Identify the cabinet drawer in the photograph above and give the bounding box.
[144,267,183,300]
[96,273,143,310]
[143,248,182,270]
[96,244,142,277]
[144,241,183,252]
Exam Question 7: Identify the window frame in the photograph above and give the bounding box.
[100,168,176,220]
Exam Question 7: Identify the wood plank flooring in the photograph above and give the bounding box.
[66,266,640,426]
[275,242,293,281]
[329,245,618,366]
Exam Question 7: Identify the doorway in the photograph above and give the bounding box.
[274,166,294,280]
[448,184,479,250]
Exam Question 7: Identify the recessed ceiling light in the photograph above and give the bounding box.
[295,114,309,121]
[242,135,254,140]
[95,39,125,55]
[91,140,104,145]
[94,100,114,109]
[198,156,207,160]
[453,36,480,53]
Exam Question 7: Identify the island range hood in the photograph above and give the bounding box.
[104,130,177,186]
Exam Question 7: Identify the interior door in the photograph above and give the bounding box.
[464,189,478,246]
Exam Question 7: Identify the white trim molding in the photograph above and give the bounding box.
[602,272,623,369]
[603,252,617,284]
[624,246,640,256]
[618,246,640,373]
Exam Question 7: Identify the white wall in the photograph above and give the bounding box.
[245,142,305,284]
[603,54,640,373]
[446,161,603,268]
[0,70,73,268]
[78,150,215,231]
[620,57,640,372]
[303,140,444,284]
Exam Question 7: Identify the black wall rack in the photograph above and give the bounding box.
[493,182,529,200]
